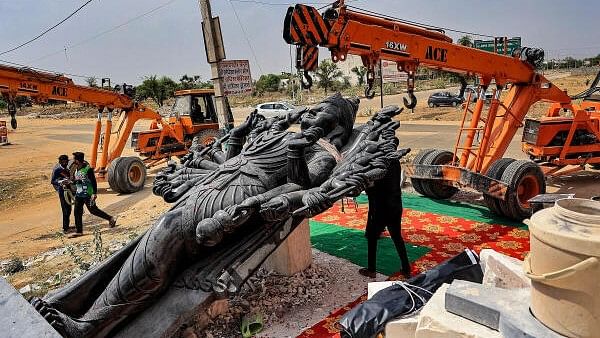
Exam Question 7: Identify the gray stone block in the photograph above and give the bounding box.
[445,280,565,338]
[0,277,61,338]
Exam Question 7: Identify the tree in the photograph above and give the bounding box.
[314,59,343,94]
[458,35,473,47]
[178,74,213,90]
[255,74,281,93]
[85,77,98,88]
[351,66,367,86]
[136,75,178,107]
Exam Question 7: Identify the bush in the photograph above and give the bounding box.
[0,99,6,110]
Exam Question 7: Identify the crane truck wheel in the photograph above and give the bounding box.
[107,157,127,193]
[420,149,459,199]
[117,157,147,193]
[483,158,516,217]
[108,156,147,193]
[410,149,437,195]
[499,160,545,220]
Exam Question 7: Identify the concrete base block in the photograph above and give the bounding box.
[264,218,312,276]
[0,277,61,338]
[445,280,564,338]
[480,249,530,289]
[415,284,502,338]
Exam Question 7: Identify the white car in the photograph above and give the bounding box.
[256,102,295,118]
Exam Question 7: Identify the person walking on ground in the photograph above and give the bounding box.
[359,142,411,278]
[71,151,116,236]
[51,154,73,234]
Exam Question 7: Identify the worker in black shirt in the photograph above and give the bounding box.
[72,152,116,236]
[51,154,73,233]
[359,142,411,278]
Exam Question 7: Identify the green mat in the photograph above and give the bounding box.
[310,221,430,276]
[355,193,524,228]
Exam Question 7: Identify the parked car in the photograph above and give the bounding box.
[427,92,463,107]
[462,85,494,103]
[256,101,295,118]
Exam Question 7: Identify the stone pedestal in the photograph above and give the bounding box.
[0,277,61,338]
[264,218,312,276]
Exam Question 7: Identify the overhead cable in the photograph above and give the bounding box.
[0,0,95,56]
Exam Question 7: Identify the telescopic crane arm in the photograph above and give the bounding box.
[0,64,182,174]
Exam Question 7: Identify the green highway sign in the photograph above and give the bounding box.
[474,37,521,56]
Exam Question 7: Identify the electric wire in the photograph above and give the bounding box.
[228,0,265,75]
[347,5,495,38]
[0,0,95,57]
[29,0,178,64]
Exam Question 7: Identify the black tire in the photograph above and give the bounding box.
[410,149,437,195]
[107,157,127,193]
[499,160,546,220]
[452,101,458,107]
[420,150,459,199]
[428,102,434,108]
[108,156,147,193]
[483,158,516,217]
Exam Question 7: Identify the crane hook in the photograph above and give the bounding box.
[7,99,17,129]
[365,84,375,99]
[364,67,376,99]
[403,90,417,109]
[301,72,313,89]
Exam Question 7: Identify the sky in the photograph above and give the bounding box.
[1,0,599,85]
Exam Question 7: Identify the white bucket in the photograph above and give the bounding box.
[525,198,600,337]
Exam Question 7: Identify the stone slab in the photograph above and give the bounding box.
[445,280,564,338]
[368,281,418,338]
[0,277,61,338]
[114,286,214,338]
[264,218,312,276]
[415,284,502,338]
[480,249,530,289]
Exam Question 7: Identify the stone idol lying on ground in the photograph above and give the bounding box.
[3,94,412,338]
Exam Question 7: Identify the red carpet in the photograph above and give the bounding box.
[299,195,529,337]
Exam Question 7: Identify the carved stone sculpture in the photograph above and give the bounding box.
[31,93,408,337]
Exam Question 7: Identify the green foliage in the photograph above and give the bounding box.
[136,75,178,107]
[314,59,343,94]
[255,74,281,93]
[0,98,6,110]
[458,35,473,47]
[351,66,367,86]
[178,74,213,90]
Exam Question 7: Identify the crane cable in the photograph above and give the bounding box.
[28,0,178,64]
[0,0,95,57]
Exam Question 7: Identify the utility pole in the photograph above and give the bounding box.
[199,0,232,130]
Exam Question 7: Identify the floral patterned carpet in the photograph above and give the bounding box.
[298,193,529,337]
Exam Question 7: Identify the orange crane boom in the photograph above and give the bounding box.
[284,1,600,220]
[0,64,223,193]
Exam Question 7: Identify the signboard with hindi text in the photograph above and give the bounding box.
[218,60,253,95]
[380,61,408,84]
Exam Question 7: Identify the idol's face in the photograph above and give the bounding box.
[300,104,338,136]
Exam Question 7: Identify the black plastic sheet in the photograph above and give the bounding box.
[338,249,483,338]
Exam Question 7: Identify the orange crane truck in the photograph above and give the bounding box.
[0,64,230,193]
[284,0,600,220]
